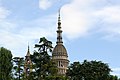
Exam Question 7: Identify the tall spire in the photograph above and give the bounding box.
[26,43,30,56]
[56,9,63,44]
[24,43,32,79]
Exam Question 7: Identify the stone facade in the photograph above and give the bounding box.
[52,12,69,75]
[24,45,32,78]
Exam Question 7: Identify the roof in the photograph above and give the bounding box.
[52,44,68,56]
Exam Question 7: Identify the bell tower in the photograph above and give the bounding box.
[52,11,69,75]
[24,45,32,79]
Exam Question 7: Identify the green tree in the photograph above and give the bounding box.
[66,60,111,80]
[108,75,120,80]
[82,60,111,80]
[31,37,57,80]
[66,62,82,80]
[0,47,13,80]
[13,57,24,80]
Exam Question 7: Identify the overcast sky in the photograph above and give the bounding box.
[0,0,120,77]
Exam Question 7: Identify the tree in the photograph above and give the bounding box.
[66,60,111,80]
[81,60,111,80]
[0,47,13,80]
[108,75,120,80]
[13,57,24,80]
[31,37,57,80]
[66,62,82,80]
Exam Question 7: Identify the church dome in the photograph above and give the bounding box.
[52,11,69,75]
[52,44,68,57]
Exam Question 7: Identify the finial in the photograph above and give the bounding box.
[58,8,61,22]
[26,42,30,56]
[59,8,60,17]
[28,42,29,51]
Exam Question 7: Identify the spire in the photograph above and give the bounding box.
[58,9,61,23]
[26,43,30,56]
[24,43,32,78]
[56,9,63,44]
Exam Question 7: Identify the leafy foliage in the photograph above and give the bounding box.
[13,57,24,80]
[1,37,120,80]
[30,37,57,80]
[108,75,120,80]
[66,60,112,80]
[0,47,13,80]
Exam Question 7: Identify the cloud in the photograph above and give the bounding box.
[0,7,10,19]
[39,0,52,10]
[112,68,120,71]
[60,0,100,39]
[61,4,91,39]
[0,13,56,57]
[39,0,61,10]
[94,6,120,23]
[1,0,120,57]
[60,0,120,40]
[111,68,120,77]
[93,5,120,40]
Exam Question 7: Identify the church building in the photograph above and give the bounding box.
[24,11,69,76]
[52,12,69,75]
[24,45,32,79]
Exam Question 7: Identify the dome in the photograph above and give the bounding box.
[52,44,68,56]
